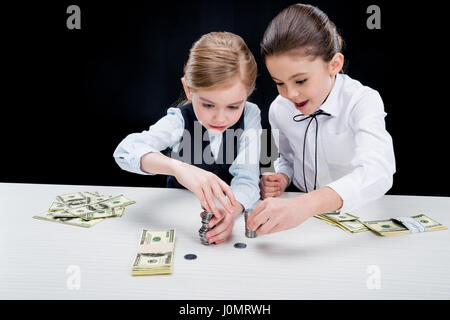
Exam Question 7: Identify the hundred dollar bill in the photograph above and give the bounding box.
[315,211,368,233]
[67,194,135,218]
[33,211,104,228]
[131,229,176,276]
[363,214,447,236]
[49,192,113,212]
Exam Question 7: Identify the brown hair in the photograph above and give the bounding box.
[261,4,344,64]
[178,32,257,105]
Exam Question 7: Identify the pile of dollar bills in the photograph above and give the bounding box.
[131,229,176,276]
[315,211,447,236]
[33,191,135,228]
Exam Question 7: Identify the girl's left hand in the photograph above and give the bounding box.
[246,196,312,234]
[200,207,240,245]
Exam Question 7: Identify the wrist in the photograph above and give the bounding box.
[169,158,188,177]
[296,186,343,216]
[279,173,290,190]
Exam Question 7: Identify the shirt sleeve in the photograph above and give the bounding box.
[229,102,262,211]
[112,108,184,175]
[269,103,295,184]
[326,91,396,213]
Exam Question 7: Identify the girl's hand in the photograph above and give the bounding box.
[201,207,240,245]
[259,173,290,199]
[173,162,236,217]
[246,196,312,235]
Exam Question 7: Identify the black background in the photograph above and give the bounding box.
[2,0,448,196]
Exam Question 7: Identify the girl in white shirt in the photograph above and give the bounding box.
[114,32,261,244]
[247,4,395,234]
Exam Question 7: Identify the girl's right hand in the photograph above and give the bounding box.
[259,172,290,199]
[172,162,236,216]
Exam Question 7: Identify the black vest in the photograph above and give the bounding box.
[166,103,245,188]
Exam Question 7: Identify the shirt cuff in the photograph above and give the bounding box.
[274,164,293,185]
[122,148,161,176]
[231,184,260,213]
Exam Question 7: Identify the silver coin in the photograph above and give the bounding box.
[234,242,247,249]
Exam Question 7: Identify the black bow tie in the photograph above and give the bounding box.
[293,109,331,192]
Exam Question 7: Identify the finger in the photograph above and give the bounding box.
[262,185,281,193]
[217,179,237,207]
[202,187,220,218]
[208,227,231,244]
[267,174,281,182]
[208,213,224,228]
[255,217,274,235]
[207,217,230,237]
[211,181,233,215]
[261,180,281,188]
[214,239,225,245]
[261,191,282,199]
[266,223,284,234]
[247,202,268,230]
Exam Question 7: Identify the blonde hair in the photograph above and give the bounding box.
[180,32,257,104]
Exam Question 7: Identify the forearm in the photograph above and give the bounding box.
[140,152,184,176]
[294,186,343,218]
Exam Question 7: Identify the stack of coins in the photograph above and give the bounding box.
[245,211,257,238]
[199,210,214,245]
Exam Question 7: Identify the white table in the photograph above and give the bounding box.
[1,182,449,300]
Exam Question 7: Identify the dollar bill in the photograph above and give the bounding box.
[66,195,135,219]
[49,192,113,212]
[33,211,104,228]
[35,191,134,227]
[131,229,176,276]
[315,211,369,233]
[363,214,447,236]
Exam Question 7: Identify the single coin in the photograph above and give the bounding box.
[234,242,247,249]
[184,254,197,260]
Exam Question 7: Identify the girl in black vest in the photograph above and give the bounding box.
[114,32,261,244]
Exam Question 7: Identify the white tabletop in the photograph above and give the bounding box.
[1,182,449,300]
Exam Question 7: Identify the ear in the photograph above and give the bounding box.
[181,77,192,100]
[328,53,344,76]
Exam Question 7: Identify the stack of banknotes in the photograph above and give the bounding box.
[315,211,368,233]
[131,229,176,276]
[33,191,135,228]
[315,211,447,236]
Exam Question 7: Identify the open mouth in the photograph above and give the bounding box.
[294,100,309,110]
[209,124,227,131]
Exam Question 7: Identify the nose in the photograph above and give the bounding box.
[212,108,227,124]
[286,85,300,101]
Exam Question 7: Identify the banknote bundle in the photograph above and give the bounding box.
[315,211,447,236]
[131,229,176,276]
[314,211,368,233]
[363,214,447,236]
[33,191,135,228]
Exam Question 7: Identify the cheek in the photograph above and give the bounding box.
[193,105,210,124]
[229,110,243,125]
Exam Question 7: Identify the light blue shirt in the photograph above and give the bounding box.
[113,101,262,211]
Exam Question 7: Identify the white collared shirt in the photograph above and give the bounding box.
[270,73,396,213]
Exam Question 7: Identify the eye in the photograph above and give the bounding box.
[202,103,214,108]
[296,79,307,85]
[227,105,239,110]
[275,82,284,86]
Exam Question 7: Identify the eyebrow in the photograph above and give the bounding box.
[200,97,245,106]
[271,72,308,81]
